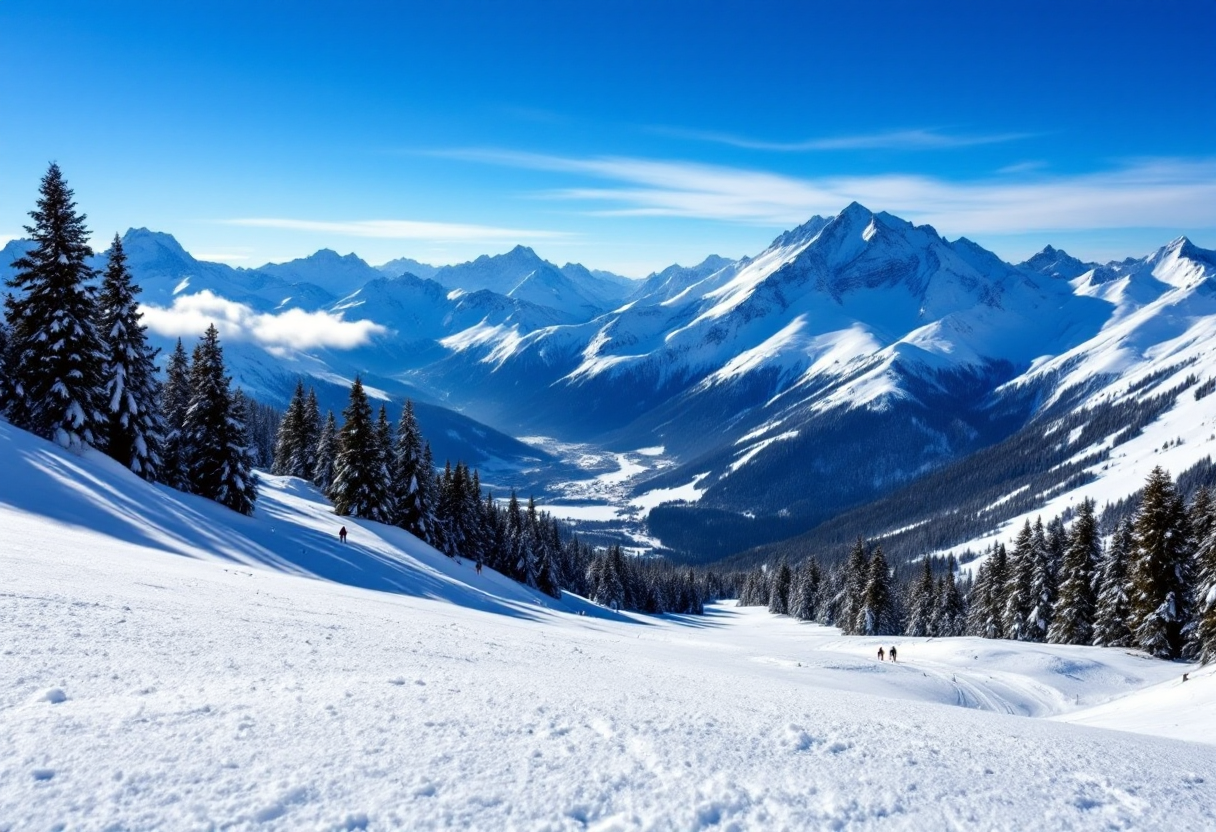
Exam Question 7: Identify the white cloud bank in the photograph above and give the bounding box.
[652,126,1036,152]
[141,291,386,353]
[444,149,1216,235]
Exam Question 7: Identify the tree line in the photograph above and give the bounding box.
[736,466,1216,664]
[271,376,713,614]
[0,164,258,515]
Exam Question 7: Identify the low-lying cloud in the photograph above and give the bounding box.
[141,291,387,352]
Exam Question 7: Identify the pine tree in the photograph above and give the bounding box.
[791,560,821,621]
[934,562,966,637]
[159,339,192,489]
[1026,518,1056,642]
[391,399,430,538]
[906,556,936,637]
[329,376,391,521]
[768,561,792,615]
[1129,467,1194,658]
[97,234,164,480]
[301,387,321,479]
[417,442,440,546]
[984,544,1009,638]
[1191,491,1216,663]
[841,537,868,635]
[0,319,9,409]
[271,380,311,477]
[3,163,106,450]
[966,559,991,637]
[183,325,233,498]
[861,546,897,636]
[1093,519,1134,648]
[312,410,337,492]
[374,405,396,521]
[1049,499,1100,645]
[180,326,257,514]
[1003,521,1035,640]
[217,389,259,515]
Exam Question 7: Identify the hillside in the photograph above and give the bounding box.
[2,420,1216,828]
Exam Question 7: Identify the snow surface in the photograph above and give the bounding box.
[3,422,1216,829]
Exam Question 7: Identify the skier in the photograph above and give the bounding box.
[877,646,885,661]
[339,526,348,543]
[890,645,897,662]
[475,559,483,576]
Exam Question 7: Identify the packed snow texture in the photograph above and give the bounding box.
[2,422,1215,830]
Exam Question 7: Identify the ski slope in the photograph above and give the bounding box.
[2,422,1215,830]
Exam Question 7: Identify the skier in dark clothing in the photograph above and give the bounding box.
[475,559,483,575]
[889,645,897,662]
[339,526,347,543]
[877,646,885,661]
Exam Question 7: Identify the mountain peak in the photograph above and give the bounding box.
[1019,244,1090,281]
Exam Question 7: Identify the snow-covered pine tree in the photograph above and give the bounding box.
[934,562,966,637]
[179,326,258,514]
[1129,466,1194,658]
[0,319,9,410]
[965,559,991,637]
[1003,521,1035,640]
[217,388,259,515]
[905,556,936,637]
[984,543,1009,638]
[374,405,396,521]
[1049,498,1100,644]
[391,399,430,538]
[159,339,192,489]
[1092,519,1134,648]
[312,410,337,493]
[3,163,107,450]
[434,460,457,557]
[768,561,792,615]
[418,442,440,546]
[98,234,164,480]
[791,560,820,621]
[1191,490,1216,663]
[1025,518,1056,642]
[861,546,897,636]
[841,536,868,635]
[518,496,541,588]
[301,386,320,479]
[271,379,310,477]
[183,325,233,499]
[329,376,391,521]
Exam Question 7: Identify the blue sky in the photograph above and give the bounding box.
[2,0,1214,275]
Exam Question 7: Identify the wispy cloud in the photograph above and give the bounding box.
[651,126,1036,152]
[220,217,570,243]
[141,290,387,353]
[442,149,1216,234]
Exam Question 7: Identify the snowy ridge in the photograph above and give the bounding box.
[2,419,1215,828]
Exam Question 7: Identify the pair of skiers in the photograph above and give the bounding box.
[877,645,897,662]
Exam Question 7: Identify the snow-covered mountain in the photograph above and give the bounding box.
[399,204,1216,559]
[376,255,440,281]
[431,245,634,319]
[249,248,385,299]
[4,207,1213,563]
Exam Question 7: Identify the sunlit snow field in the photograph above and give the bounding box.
[2,422,1215,830]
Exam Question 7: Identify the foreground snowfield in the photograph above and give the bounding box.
[2,424,1215,830]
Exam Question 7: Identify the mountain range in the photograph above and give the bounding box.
[3,205,1213,563]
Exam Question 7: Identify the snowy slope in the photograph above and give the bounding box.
[2,421,1216,829]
